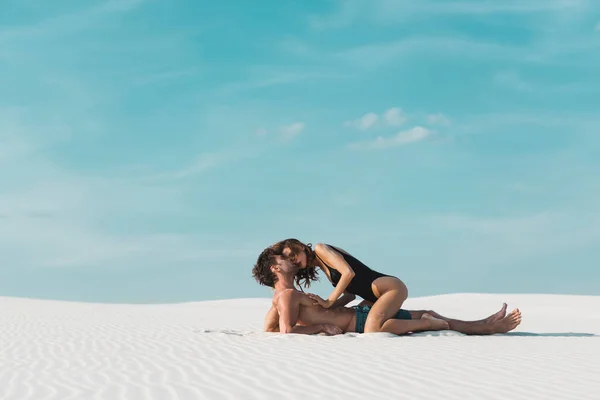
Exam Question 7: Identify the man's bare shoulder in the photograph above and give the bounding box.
[273,288,299,304]
[273,289,311,307]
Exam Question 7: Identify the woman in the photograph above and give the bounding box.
[271,238,409,334]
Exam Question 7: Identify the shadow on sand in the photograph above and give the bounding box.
[505,332,597,337]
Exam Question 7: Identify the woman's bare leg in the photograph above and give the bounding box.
[363,277,409,333]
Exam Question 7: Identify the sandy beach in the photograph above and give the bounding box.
[1,293,599,399]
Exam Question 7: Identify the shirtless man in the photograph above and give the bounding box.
[253,248,522,335]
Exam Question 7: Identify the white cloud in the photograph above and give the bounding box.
[217,62,356,95]
[321,4,597,70]
[218,73,307,94]
[279,37,314,57]
[335,36,523,69]
[95,0,146,14]
[280,122,305,140]
[310,0,586,29]
[0,137,31,164]
[383,107,407,126]
[309,0,365,30]
[255,127,268,137]
[255,123,304,141]
[493,70,533,91]
[407,210,600,271]
[130,67,201,86]
[344,108,405,130]
[152,153,233,180]
[427,113,451,126]
[348,126,430,150]
[253,121,305,142]
[374,0,586,20]
[0,211,256,270]
[0,109,259,271]
[0,161,259,270]
[344,112,379,130]
[0,176,211,270]
[0,0,146,41]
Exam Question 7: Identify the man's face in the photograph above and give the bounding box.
[273,255,298,276]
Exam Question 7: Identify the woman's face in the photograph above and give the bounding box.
[283,246,308,269]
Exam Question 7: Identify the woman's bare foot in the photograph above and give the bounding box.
[483,303,508,324]
[490,309,522,333]
[421,313,450,330]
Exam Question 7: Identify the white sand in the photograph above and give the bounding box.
[1,293,599,400]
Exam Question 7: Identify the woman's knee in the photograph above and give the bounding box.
[384,277,408,300]
[393,283,408,303]
[363,316,386,333]
[363,308,388,332]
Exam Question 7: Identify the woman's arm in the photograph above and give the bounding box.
[313,243,355,307]
[330,291,356,309]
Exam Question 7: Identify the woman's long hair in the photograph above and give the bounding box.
[270,238,320,290]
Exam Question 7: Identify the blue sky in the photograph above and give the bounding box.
[1,0,599,303]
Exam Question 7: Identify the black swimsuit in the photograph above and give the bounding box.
[316,244,389,303]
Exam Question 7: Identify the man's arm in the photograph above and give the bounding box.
[276,290,325,335]
[264,305,280,332]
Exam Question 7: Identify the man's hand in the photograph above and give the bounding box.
[320,324,343,335]
[307,293,334,308]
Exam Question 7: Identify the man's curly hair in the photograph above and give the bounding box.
[252,238,320,290]
[252,246,280,287]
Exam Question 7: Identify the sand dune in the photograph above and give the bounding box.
[1,294,599,399]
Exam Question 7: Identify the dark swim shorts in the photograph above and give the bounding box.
[353,305,412,333]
